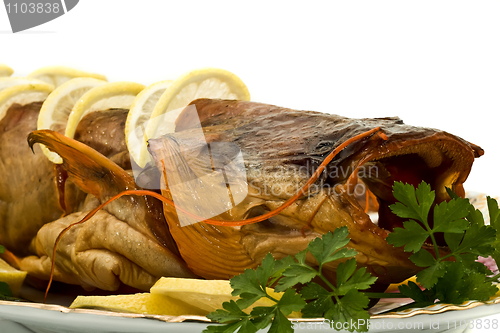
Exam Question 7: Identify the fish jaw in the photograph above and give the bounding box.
[344,130,480,235]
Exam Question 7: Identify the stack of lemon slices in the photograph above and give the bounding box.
[0,64,254,316]
[35,66,250,166]
[0,65,111,136]
[125,67,250,168]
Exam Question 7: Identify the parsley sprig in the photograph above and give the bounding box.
[204,227,377,333]
[205,181,500,333]
[386,181,499,307]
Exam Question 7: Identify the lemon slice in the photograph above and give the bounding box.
[0,82,54,124]
[125,80,173,167]
[28,65,107,88]
[140,68,250,168]
[0,77,53,92]
[37,77,108,163]
[150,277,300,317]
[70,293,206,316]
[64,81,145,140]
[0,64,13,77]
[153,67,250,112]
[0,258,27,296]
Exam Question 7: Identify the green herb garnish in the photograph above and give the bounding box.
[387,181,499,306]
[204,227,377,333]
[205,181,500,333]
[0,281,12,300]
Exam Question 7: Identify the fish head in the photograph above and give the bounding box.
[147,99,482,285]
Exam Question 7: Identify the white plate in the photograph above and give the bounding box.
[1,297,500,333]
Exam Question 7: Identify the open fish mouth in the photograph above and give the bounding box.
[350,133,483,238]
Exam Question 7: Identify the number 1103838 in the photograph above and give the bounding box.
[5,2,61,14]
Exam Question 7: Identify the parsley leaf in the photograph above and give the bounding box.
[387,181,499,303]
[432,199,470,233]
[415,261,447,288]
[487,196,500,267]
[328,289,371,328]
[390,181,434,222]
[386,220,428,253]
[336,259,377,295]
[299,282,332,316]
[0,244,4,254]
[398,281,435,308]
[0,281,12,299]
[307,227,355,267]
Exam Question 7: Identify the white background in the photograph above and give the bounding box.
[1,1,500,331]
[1,1,499,194]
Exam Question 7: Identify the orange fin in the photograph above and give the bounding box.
[28,130,136,200]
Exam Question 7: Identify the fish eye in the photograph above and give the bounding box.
[315,141,334,154]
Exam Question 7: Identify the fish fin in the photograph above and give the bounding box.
[28,130,136,201]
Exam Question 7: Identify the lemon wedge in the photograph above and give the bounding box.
[64,81,145,140]
[0,258,27,296]
[150,277,299,317]
[0,82,54,124]
[28,66,107,88]
[125,80,173,167]
[141,68,250,168]
[0,64,13,77]
[37,77,108,163]
[70,293,206,316]
[150,278,236,313]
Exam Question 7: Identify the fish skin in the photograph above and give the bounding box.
[0,102,64,254]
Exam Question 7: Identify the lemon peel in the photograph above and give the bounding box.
[37,77,107,163]
[64,81,145,140]
[125,80,172,167]
[28,65,107,88]
[0,82,54,124]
